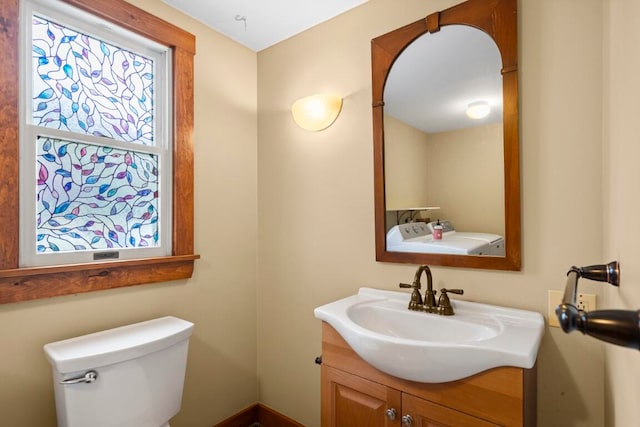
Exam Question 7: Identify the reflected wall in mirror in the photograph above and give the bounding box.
[372,0,520,270]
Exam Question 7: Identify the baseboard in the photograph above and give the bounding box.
[213,404,258,427]
[213,403,305,427]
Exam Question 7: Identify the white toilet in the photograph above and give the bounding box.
[44,316,194,427]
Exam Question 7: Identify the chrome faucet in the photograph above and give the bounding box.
[399,265,464,315]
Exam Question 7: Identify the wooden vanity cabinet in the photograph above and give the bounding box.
[323,365,400,427]
[320,323,536,427]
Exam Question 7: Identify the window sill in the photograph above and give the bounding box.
[0,254,200,304]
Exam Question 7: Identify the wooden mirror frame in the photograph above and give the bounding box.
[372,0,520,270]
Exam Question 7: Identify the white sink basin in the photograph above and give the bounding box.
[314,287,544,383]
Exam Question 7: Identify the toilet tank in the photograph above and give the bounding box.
[44,316,194,427]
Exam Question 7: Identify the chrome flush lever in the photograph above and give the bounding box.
[60,370,98,385]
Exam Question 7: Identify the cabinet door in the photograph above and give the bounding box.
[322,365,401,427]
[402,393,500,427]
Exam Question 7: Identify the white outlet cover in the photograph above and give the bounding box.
[548,290,597,328]
[548,290,563,327]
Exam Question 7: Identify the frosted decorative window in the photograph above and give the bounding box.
[20,0,171,267]
[31,15,155,145]
[36,137,159,253]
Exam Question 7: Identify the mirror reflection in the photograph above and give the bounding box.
[384,25,505,257]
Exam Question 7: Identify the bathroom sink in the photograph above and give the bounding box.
[314,288,544,383]
[347,300,501,343]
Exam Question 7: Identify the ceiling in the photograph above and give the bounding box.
[159,1,502,133]
[161,0,369,52]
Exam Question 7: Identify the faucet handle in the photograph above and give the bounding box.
[437,288,464,316]
[400,283,424,310]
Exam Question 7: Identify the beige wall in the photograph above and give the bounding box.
[426,123,504,233]
[383,115,431,210]
[603,0,640,425]
[258,0,606,426]
[0,1,258,426]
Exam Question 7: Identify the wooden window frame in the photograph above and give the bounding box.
[0,0,199,304]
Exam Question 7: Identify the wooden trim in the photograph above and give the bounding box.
[0,0,20,271]
[60,0,196,54]
[257,404,306,427]
[213,404,259,427]
[426,12,441,33]
[0,0,199,304]
[371,0,521,271]
[213,403,306,427]
[322,322,536,427]
[0,255,199,278]
[0,257,196,304]
[172,46,196,256]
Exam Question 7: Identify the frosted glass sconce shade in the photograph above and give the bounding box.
[291,94,342,131]
[466,100,491,119]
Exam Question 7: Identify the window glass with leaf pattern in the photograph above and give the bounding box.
[20,0,172,267]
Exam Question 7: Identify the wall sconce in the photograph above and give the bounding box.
[291,94,342,131]
[465,100,491,119]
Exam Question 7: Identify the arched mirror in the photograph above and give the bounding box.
[372,0,520,270]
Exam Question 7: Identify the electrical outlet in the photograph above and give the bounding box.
[548,290,597,328]
[577,292,597,312]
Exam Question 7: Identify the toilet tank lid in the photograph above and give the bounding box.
[43,316,194,373]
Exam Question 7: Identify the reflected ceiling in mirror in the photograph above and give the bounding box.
[384,25,502,134]
[371,0,520,270]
